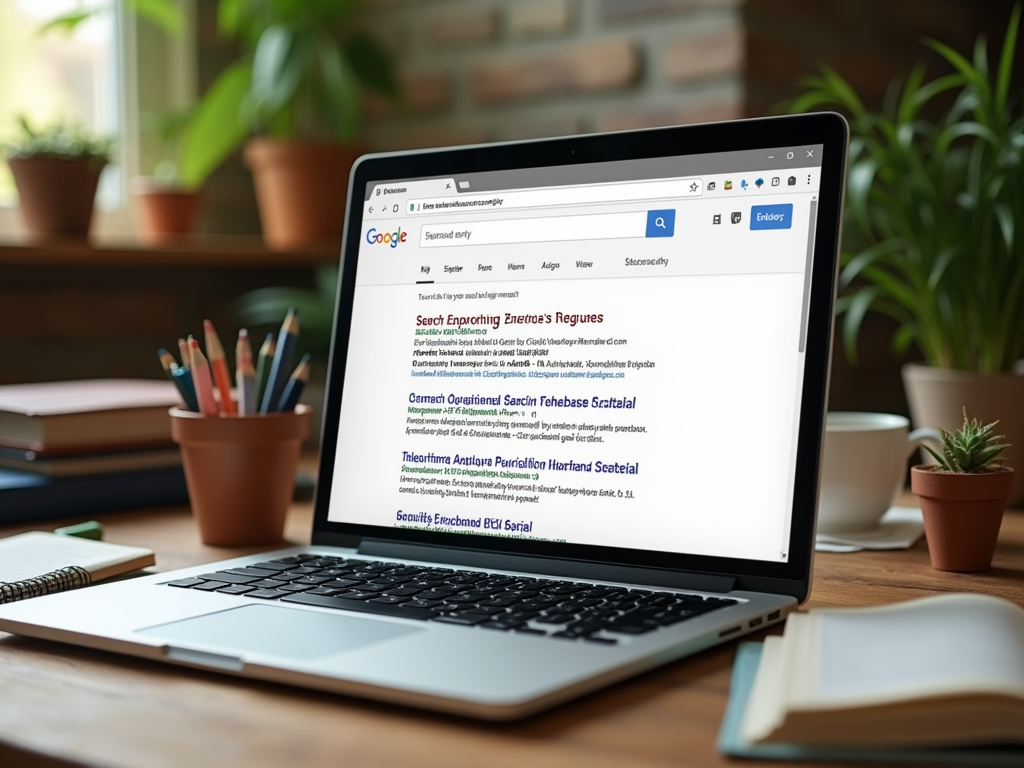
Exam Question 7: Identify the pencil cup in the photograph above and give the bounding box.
[170,406,311,546]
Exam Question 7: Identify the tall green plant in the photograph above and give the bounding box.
[790,6,1024,373]
[180,0,398,190]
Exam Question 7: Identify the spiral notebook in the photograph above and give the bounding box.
[0,532,155,604]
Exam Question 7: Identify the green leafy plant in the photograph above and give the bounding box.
[139,106,197,185]
[790,5,1024,373]
[232,264,339,361]
[924,408,1011,473]
[2,115,114,164]
[179,0,399,190]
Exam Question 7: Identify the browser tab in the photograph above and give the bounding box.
[365,178,456,201]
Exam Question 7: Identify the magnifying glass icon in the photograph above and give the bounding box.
[646,209,675,237]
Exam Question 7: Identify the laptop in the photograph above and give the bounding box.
[0,113,848,720]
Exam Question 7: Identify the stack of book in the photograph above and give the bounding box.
[719,593,1024,764]
[0,379,189,523]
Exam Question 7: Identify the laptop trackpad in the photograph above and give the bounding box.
[138,605,423,660]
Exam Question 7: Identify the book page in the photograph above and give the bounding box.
[804,594,1024,709]
[740,635,789,742]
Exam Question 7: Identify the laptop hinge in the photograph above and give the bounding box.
[356,539,737,594]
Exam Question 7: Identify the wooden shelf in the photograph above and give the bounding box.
[0,237,340,267]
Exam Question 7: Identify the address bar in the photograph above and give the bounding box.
[408,177,702,215]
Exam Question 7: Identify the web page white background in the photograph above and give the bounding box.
[330,270,804,562]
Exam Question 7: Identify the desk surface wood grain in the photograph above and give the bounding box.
[2,495,1022,768]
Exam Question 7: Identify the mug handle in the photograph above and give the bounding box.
[906,428,943,460]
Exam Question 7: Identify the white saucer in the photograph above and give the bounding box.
[815,507,924,552]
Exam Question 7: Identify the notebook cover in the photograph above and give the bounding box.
[0,465,189,524]
[0,532,155,583]
[717,642,1024,765]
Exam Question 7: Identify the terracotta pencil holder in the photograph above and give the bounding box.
[170,406,311,546]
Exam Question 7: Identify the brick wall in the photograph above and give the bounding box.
[193,0,1021,414]
[355,0,745,151]
[199,0,1019,234]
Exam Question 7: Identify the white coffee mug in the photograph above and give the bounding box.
[818,412,941,534]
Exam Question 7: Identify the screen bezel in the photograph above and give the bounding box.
[311,113,848,602]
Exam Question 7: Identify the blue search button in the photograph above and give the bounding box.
[750,204,793,230]
[645,209,676,238]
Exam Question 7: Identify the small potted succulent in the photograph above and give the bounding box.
[2,116,114,240]
[911,409,1014,572]
[132,107,203,245]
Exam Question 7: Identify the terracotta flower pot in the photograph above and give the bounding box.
[903,363,1024,507]
[170,406,311,546]
[244,138,362,251]
[911,466,1015,571]
[8,156,105,240]
[132,179,203,245]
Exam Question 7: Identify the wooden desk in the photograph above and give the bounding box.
[1,498,1022,768]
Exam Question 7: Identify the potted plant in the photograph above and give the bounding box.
[179,0,399,251]
[911,409,1014,571]
[133,107,204,244]
[2,116,114,241]
[790,6,1024,506]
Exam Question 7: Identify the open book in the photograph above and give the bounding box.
[741,594,1024,748]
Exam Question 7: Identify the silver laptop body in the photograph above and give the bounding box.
[0,114,848,720]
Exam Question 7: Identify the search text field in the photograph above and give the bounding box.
[419,211,676,248]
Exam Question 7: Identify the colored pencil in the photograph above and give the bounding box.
[236,329,257,416]
[255,332,276,409]
[177,338,190,370]
[175,337,196,405]
[260,308,300,413]
[188,337,219,417]
[177,364,198,409]
[157,349,198,411]
[172,366,200,412]
[203,319,237,415]
[235,328,253,373]
[277,353,311,412]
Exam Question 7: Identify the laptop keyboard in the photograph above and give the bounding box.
[164,554,738,645]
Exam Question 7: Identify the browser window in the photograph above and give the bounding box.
[330,146,823,563]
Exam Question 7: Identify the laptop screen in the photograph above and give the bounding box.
[325,143,826,566]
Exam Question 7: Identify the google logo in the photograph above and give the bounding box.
[366,227,407,248]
